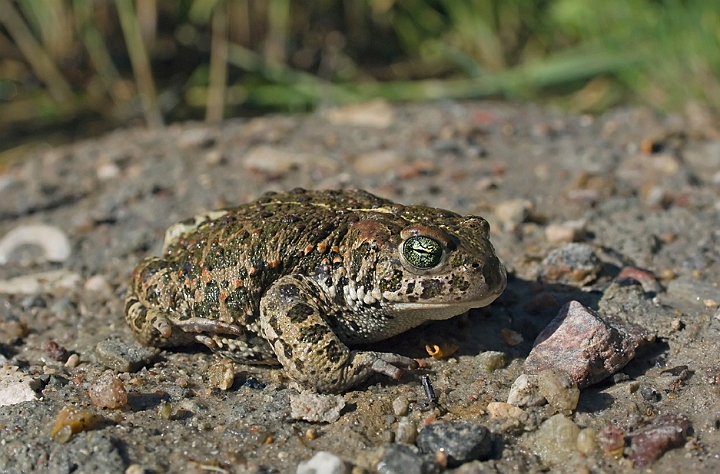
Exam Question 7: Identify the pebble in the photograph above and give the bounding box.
[639,386,660,402]
[352,150,403,175]
[125,464,148,474]
[0,224,71,264]
[43,340,69,362]
[540,243,602,287]
[178,128,216,149]
[374,444,441,474]
[51,405,99,440]
[88,370,128,409]
[524,301,653,388]
[500,328,523,346]
[0,270,81,294]
[545,219,587,244]
[536,368,580,411]
[0,367,38,406]
[576,428,598,455]
[323,99,395,128]
[296,451,348,474]
[22,294,46,309]
[83,275,113,295]
[486,401,526,419]
[207,359,235,390]
[243,146,305,174]
[628,414,691,467]
[532,414,580,466]
[494,199,532,231]
[60,361,82,376]
[95,340,158,372]
[290,390,345,423]
[395,417,418,444]
[616,266,662,293]
[392,395,409,416]
[0,318,28,341]
[417,421,492,467]
[96,162,121,180]
[474,351,507,373]
[596,425,626,458]
[506,374,545,407]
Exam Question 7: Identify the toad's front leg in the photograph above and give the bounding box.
[260,275,418,393]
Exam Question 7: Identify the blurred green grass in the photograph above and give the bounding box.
[0,0,718,150]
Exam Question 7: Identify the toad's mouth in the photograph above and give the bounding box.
[385,293,502,319]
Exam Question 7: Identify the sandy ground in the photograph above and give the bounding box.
[1,101,720,473]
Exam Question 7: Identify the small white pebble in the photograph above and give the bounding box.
[84,275,113,294]
[64,353,80,368]
[96,163,120,180]
[296,451,347,474]
[392,395,409,416]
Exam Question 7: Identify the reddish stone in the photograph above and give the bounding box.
[596,425,626,456]
[617,266,662,293]
[524,301,653,388]
[629,414,692,467]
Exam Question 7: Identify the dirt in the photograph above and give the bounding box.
[1,101,720,473]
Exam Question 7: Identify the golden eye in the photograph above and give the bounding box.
[402,236,443,269]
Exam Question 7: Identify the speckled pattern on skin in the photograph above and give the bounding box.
[125,188,506,392]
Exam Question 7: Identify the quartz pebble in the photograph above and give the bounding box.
[352,150,403,175]
[536,368,580,411]
[545,220,586,244]
[494,199,532,231]
[243,146,305,174]
[629,414,691,467]
[395,417,418,444]
[290,390,345,423]
[540,243,602,286]
[296,451,348,474]
[532,414,580,466]
[525,300,653,388]
[576,428,598,455]
[474,351,507,373]
[486,401,525,419]
[207,359,235,390]
[83,275,113,294]
[64,358,83,374]
[88,370,128,409]
[392,395,409,416]
[0,367,38,406]
[507,374,545,407]
[417,421,492,467]
[95,340,158,372]
[0,224,71,264]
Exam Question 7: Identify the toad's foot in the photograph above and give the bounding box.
[125,284,243,347]
[260,275,418,393]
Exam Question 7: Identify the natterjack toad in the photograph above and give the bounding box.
[125,189,506,392]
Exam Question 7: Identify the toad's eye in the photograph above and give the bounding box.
[401,236,443,269]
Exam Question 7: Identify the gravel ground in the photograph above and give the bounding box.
[1,100,720,473]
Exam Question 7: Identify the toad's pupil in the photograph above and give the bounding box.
[403,236,443,268]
